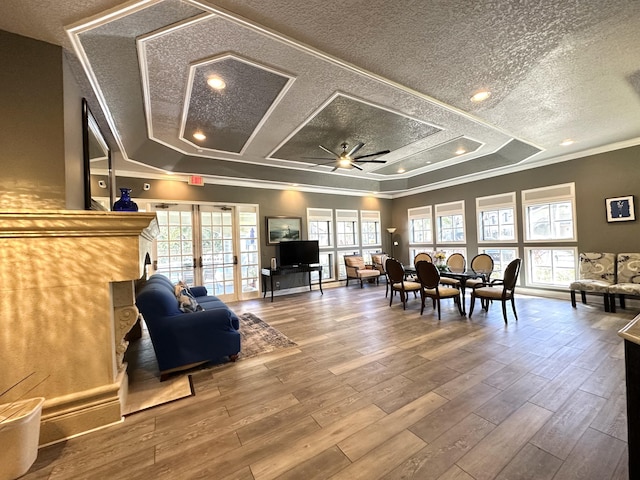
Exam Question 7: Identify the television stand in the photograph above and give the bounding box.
[261,264,323,302]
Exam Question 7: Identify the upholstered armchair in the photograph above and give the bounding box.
[569,252,616,312]
[609,253,640,312]
[344,254,381,288]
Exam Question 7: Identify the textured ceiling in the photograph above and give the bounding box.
[1,0,640,196]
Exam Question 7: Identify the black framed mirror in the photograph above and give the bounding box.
[82,98,114,210]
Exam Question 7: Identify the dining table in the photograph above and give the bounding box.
[403,265,486,315]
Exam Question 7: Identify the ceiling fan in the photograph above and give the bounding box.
[308,142,390,171]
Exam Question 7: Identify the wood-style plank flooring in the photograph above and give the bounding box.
[24,284,634,479]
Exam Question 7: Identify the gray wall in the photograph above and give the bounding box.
[0,30,67,209]
[391,145,640,266]
[115,177,393,285]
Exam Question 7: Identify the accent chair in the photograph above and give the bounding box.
[344,254,381,288]
[609,253,640,312]
[569,252,616,312]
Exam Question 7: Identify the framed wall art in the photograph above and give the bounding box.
[266,216,302,245]
[605,195,635,222]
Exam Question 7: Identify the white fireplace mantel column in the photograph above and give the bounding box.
[0,210,158,445]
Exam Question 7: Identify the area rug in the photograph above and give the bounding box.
[123,312,296,414]
[236,312,297,359]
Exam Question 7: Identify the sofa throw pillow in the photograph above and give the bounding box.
[174,281,204,313]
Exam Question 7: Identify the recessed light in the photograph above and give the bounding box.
[455,148,466,155]
[397,168,406,174]
[471,90,491,102]
[207,76,226,90]
[193,131,206,141]
[560,139,575,146]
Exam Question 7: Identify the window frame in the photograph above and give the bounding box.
[524,246,578,288]
[522,183,577,243]
[408,206,433,256]
[335,209,360,248]
[307,207,334,248]
[435,200,466,244]
[479,247,520,282]
[476,192,517,244]
[360,210,382,248]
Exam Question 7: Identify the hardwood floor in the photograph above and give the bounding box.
[25,285,634,479]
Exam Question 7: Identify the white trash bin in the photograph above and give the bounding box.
[0,397,45,480]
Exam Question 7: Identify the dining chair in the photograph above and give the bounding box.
[439,253,466,288]
[415,260,464,319]
[469,258,522,323]
[414,252,433,264]
[465,254,495,288]
[386,257,422,310]
[409,252,433,281]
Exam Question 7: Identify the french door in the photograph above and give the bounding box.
[151,203,260,302]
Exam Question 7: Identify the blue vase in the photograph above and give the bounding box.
[113,188,138,212]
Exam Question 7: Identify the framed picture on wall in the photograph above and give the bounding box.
[266,216,302,245]
[605,195,635,222]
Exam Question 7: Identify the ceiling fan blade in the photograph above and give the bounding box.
[354,149,391,160]
[347,142,365,157]
[319,145,340,157]
[355,159,387,163]
[302,156,335,161]
[350,162,363,171]
[331,165,339,172]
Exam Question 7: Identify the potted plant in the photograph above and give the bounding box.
[0,373,47,480]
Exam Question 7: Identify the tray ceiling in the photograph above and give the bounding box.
[2,0,639,196]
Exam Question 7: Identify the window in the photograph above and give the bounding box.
[525,247,577,287]
[435,201,465,243]
[307,208,333,247]
[316,252,334,281]
[361,210,381,247]
[476,192,517,243]
[336,209,359,247]
[479,247,519,280]
[522,183,576,242]
[408,206,433,245]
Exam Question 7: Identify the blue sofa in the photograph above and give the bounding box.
[135,274,241,380]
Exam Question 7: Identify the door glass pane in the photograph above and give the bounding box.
[153,207,194,284]
[238,211,259,294]
[201,209,235,297]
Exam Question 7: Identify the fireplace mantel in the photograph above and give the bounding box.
[0,210,158,444]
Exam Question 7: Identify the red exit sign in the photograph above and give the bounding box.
[188,175,204,186]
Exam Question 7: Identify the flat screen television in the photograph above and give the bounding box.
[277,240,320,267]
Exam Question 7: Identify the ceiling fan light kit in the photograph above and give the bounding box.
[313,142,390,172]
